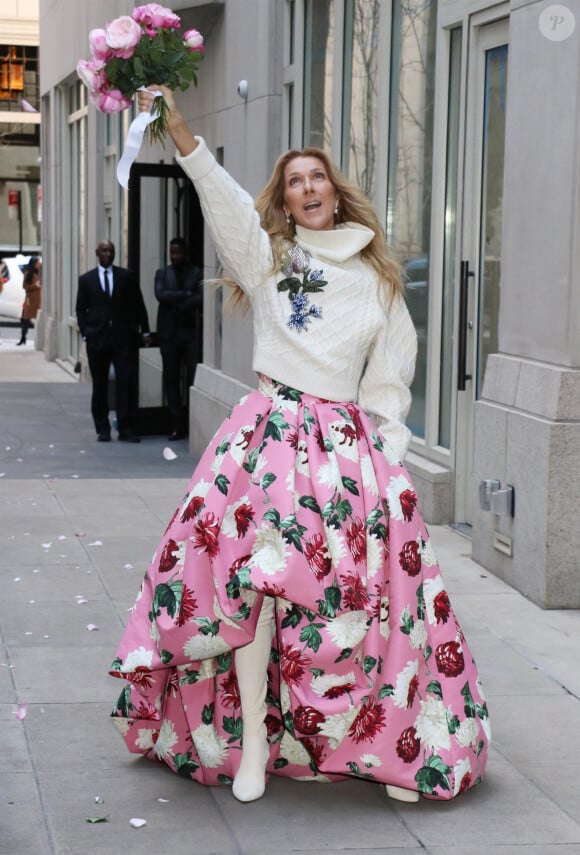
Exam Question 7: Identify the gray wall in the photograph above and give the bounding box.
[472,0,580,607]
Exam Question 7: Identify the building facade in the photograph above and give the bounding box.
[0,0,41,257]
[38,0,580,608]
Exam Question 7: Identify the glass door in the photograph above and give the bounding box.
[455,18,508,523]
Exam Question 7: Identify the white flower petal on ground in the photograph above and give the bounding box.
[183,633,232,661]
[424,575,446,625]
[453,757,472,796]
[135,728,156,751]
[86,624,99,631]
[191,723,228,768]
[360,454,379,495]
[153,719,179,759]
[318,706,359,749]
[393,659,419,709]
[409,619,427,649]
[311,671,356,698]
[163,447,177,461]
[280,730,311,767]
[414,696,451,752]
[366,534,382,578]
[129,818,147,828]
[326,611,368,649]
[250,524,290,576]
[455,717,480,748]
[386,474,413,521]
[121,646,154,672]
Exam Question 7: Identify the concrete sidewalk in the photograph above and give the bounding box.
[1,347,579,854]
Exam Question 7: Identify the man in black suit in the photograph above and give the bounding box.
[155,237,203,440]
[76,240,151,442]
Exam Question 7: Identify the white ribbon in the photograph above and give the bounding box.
[116,88,162,189]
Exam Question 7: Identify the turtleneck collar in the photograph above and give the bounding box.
[295,222,374,263]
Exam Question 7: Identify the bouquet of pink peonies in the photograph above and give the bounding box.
[77,3,204,142]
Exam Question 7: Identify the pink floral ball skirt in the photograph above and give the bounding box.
[110,376,490,799]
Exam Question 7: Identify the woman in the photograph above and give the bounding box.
[18,256,42,346]
[110,87,490,804]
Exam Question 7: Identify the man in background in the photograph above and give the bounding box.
[76,240,151,442]
[155,237,203,440]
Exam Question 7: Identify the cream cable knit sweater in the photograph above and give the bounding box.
[176,138,418,461]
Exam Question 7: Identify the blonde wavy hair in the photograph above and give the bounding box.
[225,147,403,312]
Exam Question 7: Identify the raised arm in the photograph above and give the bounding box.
[137,87,197,157]
[137,87,273,293]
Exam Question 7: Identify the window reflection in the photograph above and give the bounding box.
[303,0,334,151]
[342,0,380,198]
[387,0,437,439]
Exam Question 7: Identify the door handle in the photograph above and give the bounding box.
[457,260,473,391]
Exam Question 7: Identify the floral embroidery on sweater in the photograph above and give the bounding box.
[277,245,327,333]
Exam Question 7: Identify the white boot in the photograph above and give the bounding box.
[386,784,420,803]
[232,595,275,803]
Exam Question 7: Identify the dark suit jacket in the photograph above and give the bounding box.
[154,264,203,342]
[76,265,150,349]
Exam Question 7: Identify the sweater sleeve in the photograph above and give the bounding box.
[176,138,273,294]
[357,294,418,462]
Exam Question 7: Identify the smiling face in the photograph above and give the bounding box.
[283,156,338,231]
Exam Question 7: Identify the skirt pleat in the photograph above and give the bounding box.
[110,377,490,799]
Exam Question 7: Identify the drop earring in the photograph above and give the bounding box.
[334,202,339,216]
[285,211,291,225]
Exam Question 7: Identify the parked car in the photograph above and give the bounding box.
[403,255,428,330]
[0,255,36,319]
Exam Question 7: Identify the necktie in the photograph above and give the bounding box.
[105,269,111,298]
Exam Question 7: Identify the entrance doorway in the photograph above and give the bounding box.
[127,163,204,433]
[454,17,509,523]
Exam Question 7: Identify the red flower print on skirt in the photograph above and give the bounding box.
[396,726,421,763]
[435,641,465,677]
[399,540,421,576]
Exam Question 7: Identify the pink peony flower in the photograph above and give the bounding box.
[94,88,133,114]
[89,28,113,62]
[132,3,181,29]
[76,59,104,94]
[105,16,142,55]
[183,29,204,52]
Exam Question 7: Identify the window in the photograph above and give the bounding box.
[386,0,437,439]
[342,0,380,198]
[303,0,335,151]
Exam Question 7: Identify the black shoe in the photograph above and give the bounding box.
[16,339,26,346]
[168,431,186,441]
[118,432,141,443]
[97,432,111,442]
